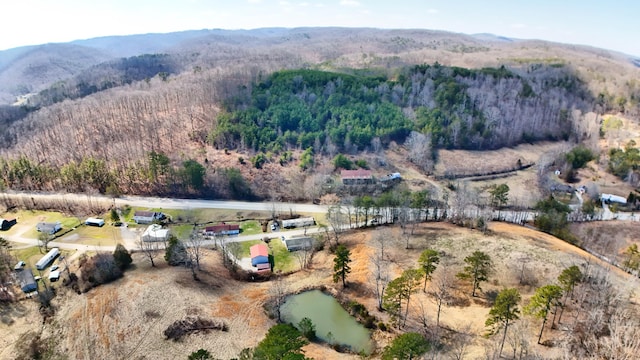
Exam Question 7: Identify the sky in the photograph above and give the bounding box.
[2,0,639,56]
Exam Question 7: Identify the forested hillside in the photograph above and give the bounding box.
[212,65,591,154]
[0,27,639,199]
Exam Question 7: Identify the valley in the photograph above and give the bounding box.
[0,25,640,360]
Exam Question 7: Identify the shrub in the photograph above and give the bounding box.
[332,153,354,170]
[113,244,132,270]
[298,317,316,341]
[80,253,123,292]
[355,159,369,169]
[566,146,594,169]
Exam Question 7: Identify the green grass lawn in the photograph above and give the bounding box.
[240,220,262,235]
[238,240,262,257]
[170,224,195,239]
[269,239,296,273]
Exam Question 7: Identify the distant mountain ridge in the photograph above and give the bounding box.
[0,27,638,106]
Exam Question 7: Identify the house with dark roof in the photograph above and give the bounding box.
[204,223,240,236]
[283,237,314,252]
[36,222,61,235]
[133,211,164,224]
[341,169,374,185]
[18,269,37,293]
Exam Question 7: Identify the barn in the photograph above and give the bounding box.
[250,243,270,270]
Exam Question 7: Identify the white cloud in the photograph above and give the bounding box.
[340,0,361,7]
[511,23,526,29]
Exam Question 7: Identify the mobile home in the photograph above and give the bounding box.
[35,248,60,270]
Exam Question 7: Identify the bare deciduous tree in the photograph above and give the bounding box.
[405,131,433,172]
[269,272,288,323]
[137,237,161,267]
[429,265,453,328]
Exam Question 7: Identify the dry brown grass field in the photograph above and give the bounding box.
[2,220,638,359]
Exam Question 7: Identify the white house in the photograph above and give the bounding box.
[133,211,164,224]
[141,224,170,242]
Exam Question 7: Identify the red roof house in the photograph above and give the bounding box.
[250,243,270,267]
[340,169,374,185]
[204,223,240,236]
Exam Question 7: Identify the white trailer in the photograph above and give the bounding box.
[282,217,315,229]
[36,248,60,270]
[85,217,105,227]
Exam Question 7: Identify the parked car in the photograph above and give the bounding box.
[14,261,25,270]
[49,270,60,282]
[50,265,59,271]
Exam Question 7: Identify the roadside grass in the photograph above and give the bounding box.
[170,224,194,240]
[269,239,296,273]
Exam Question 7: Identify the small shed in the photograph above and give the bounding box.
[204,224,240,236]
[0,218,16,231]
[250,243,270,267]
[85,217,105,227]
[36,222,62,235]
[255,262,271,273]
[141,224,170,242]
[18,269,37,293]
[283,237,314,252]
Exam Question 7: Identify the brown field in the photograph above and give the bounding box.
[2,220,638,359]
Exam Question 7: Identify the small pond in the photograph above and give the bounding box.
[280,290,373,354]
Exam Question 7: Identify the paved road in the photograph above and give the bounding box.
[0,191,329,214]
[2,190,638,254]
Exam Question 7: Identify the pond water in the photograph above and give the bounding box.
[280,290,373,354]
